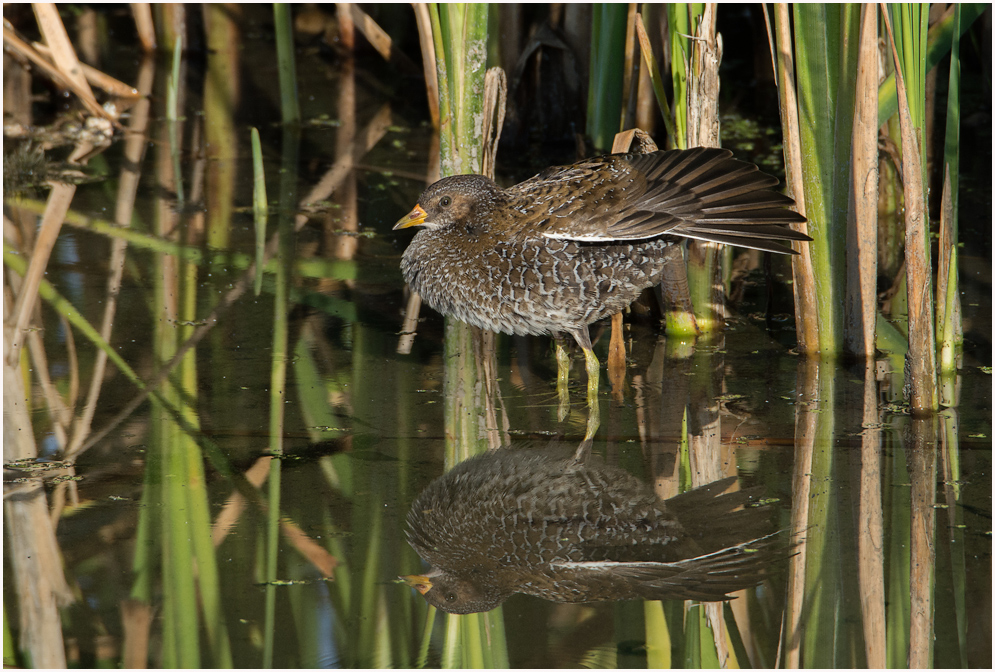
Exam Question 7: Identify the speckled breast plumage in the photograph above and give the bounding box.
[400,227,674,339]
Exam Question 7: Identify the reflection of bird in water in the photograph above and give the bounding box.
[402,449,784,614]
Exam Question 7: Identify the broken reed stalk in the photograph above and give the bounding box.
[30,42,140,98]
[682,4,724,334]
[31,3,116,121]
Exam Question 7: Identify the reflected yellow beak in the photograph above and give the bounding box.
[393,204,428,230]
[400,574,433,595]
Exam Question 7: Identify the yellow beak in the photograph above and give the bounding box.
[393,204,428,230]
[399,574,433,595]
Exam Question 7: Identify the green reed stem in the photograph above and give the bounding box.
[428,6,512,667]
[587,4,627,151]
[937,4,962,373]
[666,4,696,149]
[877,3,985,127]
[791,4,860,354]
[14,198,357,280]
[166,35,182,123]
[644,601,672,667]
[273,4,300,125]
[415,606,436,668]
[179,260,233,666]
[262,122,299,669]
[885,441,912,667]
[801,363,837,667]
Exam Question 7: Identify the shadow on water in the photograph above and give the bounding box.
[3,4,991,669]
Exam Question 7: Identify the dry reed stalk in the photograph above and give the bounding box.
[481,67,507,180]
[120,599,153,668]
[31,42,140,98]
[25,329,71,444]
[634,12,677,144]
[65,58,154,459]
[4,325,74,667]
[907,418,938,668]
[211,457,271,545]
[687,4,720,149]
[782,358,818,667]
[349,4,388,59]
[2,27,106,120]
[857,361,886,668]
[397,131,440,356]
[130,3,156,51]
[620,3,638,131]
[336,3,356,51]
[32,3,113,120]
[771,4,818,353]
[6,182,75,367]
[328,50,359,265]
[845,5,880,358]
[475,67,510,450]
[412,3,440,129]
[606,130,640,396]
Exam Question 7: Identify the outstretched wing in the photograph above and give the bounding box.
[509,148,809,254]
[548,532,788,602]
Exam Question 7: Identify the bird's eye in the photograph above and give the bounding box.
[439,196,452,208]
[445,593,456,602]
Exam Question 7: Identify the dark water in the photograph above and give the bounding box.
[4,6,991,669]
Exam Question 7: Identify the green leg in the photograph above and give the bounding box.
[555,340,571,422]
[582,346,600,407]
[582,346,601,441]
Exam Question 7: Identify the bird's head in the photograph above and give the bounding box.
[393,175,500,232]
[400,567,506,614]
